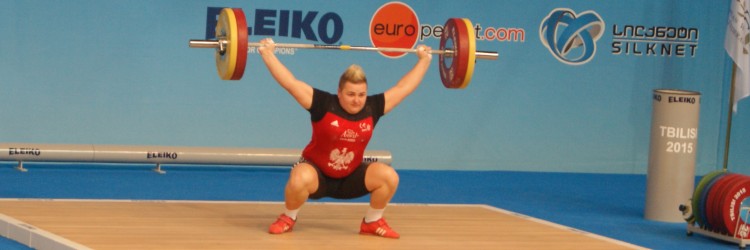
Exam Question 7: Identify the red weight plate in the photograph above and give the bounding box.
[708,174,740,232]
[457,18,476,89]
[450,18,469,89]
[454,18,470,89]
[439,18,458,88]
[719,175,748,233]
[230,8,248,80]
[722,176,750,237]
[439,18,469,89]
[720,176,747,234]
[706,174,737,230]
[709,174,741,232]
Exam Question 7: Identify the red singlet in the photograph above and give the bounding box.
[302,88,385,178]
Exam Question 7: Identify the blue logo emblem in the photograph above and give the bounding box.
[539,9,605,65]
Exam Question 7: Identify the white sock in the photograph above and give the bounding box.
[364,207,385,223]
[284,209,299,221]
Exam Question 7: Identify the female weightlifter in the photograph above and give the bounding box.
[258,38,432,239]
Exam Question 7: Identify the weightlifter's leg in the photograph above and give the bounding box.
[269,163,319,234]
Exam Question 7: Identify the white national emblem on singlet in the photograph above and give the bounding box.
[329,148,354,170]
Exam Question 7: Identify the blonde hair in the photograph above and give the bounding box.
[338,64,367,89]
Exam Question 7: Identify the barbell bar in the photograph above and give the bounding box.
[189,8,498,89]
[188,40,499,61]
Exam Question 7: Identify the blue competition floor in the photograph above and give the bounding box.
[0,163,741,249]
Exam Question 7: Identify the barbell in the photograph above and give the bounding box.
[189,8,498,89]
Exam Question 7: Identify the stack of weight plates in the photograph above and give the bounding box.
[687,170,750,238]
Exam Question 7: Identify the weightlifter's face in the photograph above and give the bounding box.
[338,81,367,115]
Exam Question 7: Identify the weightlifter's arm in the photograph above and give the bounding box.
[258,38,314,110]
[383,45,432,114]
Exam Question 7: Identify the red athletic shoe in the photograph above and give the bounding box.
[268,214,295,234]
[359,218,400,239]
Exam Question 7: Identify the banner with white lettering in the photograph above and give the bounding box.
[0,1,741,174]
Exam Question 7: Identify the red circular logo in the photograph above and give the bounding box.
[369,2,420,58]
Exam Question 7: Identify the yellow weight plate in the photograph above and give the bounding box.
[459,18,476,89]
[214,8,238,80]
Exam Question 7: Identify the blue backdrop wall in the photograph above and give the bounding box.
[1,0,747,175]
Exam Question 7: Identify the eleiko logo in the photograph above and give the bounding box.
[369,2,420,58]
[205,7,344,44]
[539,8,604,65]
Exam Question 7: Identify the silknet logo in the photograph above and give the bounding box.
[539,8,605,65]
[369,2,420,58]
